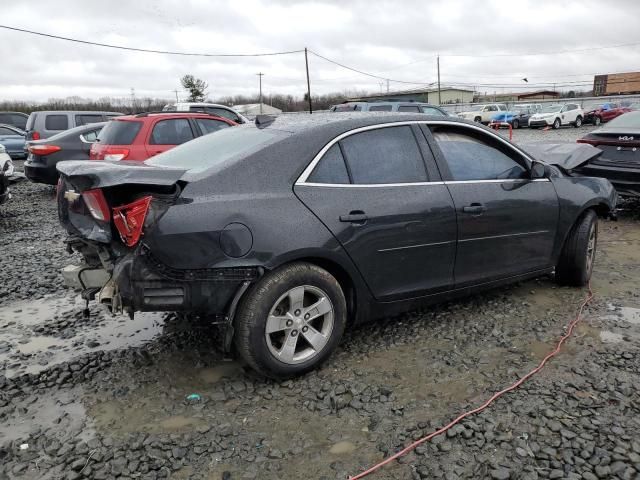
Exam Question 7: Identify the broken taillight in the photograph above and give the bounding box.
[112,196,153,247]
[82,189,111,222]
[103,147,130,161]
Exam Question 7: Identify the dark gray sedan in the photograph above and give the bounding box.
[56,113,616,378]
[25,122,105,185]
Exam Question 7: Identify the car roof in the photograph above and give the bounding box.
[114,112,234,121]
[0,111,29,116]
[28,110,123,115]
[29,121,107,143]
[0,123,23,131]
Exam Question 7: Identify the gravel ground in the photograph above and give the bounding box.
[1,126,640,480]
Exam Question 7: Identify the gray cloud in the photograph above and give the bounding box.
[1,0,640,102]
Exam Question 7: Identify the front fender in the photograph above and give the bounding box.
[549,175,617,263]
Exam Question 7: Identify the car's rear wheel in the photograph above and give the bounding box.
[552,118,561,129]
[574,116,583,127]
[594,116,602,126]
[234,262,347,378]
[512,119,520,129]
[555,210,598,287]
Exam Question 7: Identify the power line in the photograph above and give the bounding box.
[440,41,640,58]
[308,50,433,85]
[0,24,304,57]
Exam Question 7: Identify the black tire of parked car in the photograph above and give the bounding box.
[512,119,520,129]
[594,116,602,126]
[574,116,583,128]
[474,116,482,123]
[552,118,561,129]
[555,209,598,287]
[233,262,347,378]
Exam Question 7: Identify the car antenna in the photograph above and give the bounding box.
[255,115,275,128]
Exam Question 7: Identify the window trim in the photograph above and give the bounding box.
[296,121,537,186]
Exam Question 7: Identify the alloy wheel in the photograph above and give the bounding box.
[586,222,597,274]
[264,285,334,365]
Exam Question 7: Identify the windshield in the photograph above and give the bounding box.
[146,125,284,173]
[603,111,640,129]
[540,105,561,113]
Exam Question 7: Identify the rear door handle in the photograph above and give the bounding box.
[340,211,368,224]
[462,203,486,214]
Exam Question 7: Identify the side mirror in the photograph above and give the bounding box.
[530,161,547,179]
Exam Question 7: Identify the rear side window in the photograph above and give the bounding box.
[369,105,393,112]
[45,115,68,131]
[75,114,104,126]
[340,126,428,184]
[431,127,527,181]
[151,118,194,145]
[98,120,142,145]
[398,105,420,113]
[195,118,231,135]
[81,128,101,142]
[205,107,241,123]
[308,144,350,184]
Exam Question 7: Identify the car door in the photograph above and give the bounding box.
[426,123,559,287]
[146,118,196,157]
[294,124,457,301]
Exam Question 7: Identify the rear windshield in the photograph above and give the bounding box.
[603,111,640,129]
[98,120,142,145]
[146,125,282,174]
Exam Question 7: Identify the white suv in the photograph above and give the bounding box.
[162,103,249,124]
[457,104,508,124]
[528,103,584,129]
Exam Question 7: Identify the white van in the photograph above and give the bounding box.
[162,103,248,124]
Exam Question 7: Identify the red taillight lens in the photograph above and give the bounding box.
[32,131,41,140]
[82,189,111,222]
[113,196,153,247]
[28,144,61,156]
[103,147,129,161]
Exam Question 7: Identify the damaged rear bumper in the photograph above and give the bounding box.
[63,243,262,316]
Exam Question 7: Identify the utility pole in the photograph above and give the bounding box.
[130,88,136,110]
[257,72,264,114]
[172,89,179,102]
[305,47,313,114]
[437,55,442,106]
[386,79,389,93]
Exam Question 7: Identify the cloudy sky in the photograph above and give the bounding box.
[1,0,640,103]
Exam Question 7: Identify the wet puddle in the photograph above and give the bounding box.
[617,306,640,324]
[0,295,165,377]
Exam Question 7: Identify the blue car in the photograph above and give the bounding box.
[0,124,26,159]
[490,104,541,129]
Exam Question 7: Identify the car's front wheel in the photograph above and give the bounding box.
[552,118,561,129]
[555,210,598,287]
[512,119,520,129]
[234,262,347,378]
[474,116,482,123]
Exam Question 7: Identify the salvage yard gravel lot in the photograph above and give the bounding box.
[1,125,639,480]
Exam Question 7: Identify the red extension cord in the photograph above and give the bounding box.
[348,283,594,479]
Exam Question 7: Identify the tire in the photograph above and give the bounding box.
[552,118,561,129]
[555,210,598,287]
[233,262,347,378]
[574,116,583,128]
[474,116,482,123]
[594,116,602,126]
[512,119,520,129]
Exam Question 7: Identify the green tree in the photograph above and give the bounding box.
[180,74,209,102]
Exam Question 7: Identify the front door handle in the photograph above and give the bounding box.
[462,203,486,214]
[340,210,368,224]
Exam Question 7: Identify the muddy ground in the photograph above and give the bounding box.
[1,126,639,480]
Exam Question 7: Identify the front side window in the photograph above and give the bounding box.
[431,127,527,181]
[340,126,428,184]
[308,144,350,184]
[422,106,446,116]
[195,118,231,135]
[150,119,194,145]
[45,115,68,131]
[398,105,420,113]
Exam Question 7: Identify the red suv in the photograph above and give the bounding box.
[90,112,236,161]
